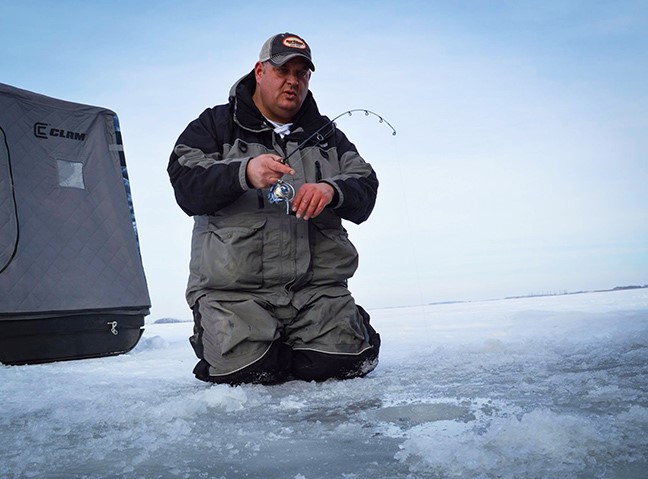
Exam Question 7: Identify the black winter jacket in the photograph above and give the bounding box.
[168,71,378,224]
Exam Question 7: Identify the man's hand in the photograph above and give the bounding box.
[246,154,295,189]
[292,182,334,220]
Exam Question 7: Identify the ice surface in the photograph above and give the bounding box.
[1,289,647,478]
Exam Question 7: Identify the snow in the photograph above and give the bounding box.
[2,288,647,478]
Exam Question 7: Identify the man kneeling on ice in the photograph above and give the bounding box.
[167,32,380,384]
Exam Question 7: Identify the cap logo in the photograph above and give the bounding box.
[282,37,307,50]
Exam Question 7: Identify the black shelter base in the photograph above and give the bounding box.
[0,313,145,365]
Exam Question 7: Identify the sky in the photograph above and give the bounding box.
[2,0,647,319]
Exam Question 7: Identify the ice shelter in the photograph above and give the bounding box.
[0,82,150,365]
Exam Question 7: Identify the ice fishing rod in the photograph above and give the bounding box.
[267,109,396,211]
[279,109,396,166]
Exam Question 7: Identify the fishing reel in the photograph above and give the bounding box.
[267,179,295,214]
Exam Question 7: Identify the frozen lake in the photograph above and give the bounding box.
[2,288,647,478]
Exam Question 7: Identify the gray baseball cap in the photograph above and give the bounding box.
[259,32,315,71]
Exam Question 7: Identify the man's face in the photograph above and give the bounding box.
[253,57,311,123]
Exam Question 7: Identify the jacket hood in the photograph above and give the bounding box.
[229,70,332,141]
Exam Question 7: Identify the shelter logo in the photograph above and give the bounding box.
[34,122,86,141]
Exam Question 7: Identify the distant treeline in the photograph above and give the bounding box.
[610,285,648,291]
[505,284,648,300]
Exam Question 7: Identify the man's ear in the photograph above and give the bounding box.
[254,61,264,81]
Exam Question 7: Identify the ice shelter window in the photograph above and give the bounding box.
[57,159,85,189]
